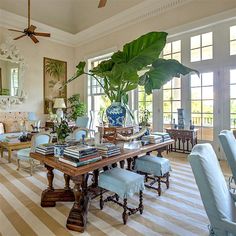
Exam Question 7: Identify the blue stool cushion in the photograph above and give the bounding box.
[98,167,145,199]
[134,155,171,176]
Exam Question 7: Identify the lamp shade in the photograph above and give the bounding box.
[53,98,66,109]
[28,112,37,121]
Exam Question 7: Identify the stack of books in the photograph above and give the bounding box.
[152,132,171,142]
[35,143,55,155]
[59,145,102,167]
[96,143,121,157]
[141,134,162,144]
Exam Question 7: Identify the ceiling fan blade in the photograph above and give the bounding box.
[8,29,24,33]
[98,0,107,8]
[28,25,36,33]
[34,32,50,37]
[14,34,27,40]
[30,34,39,43]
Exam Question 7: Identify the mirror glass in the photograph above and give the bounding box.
[0,58,20,96]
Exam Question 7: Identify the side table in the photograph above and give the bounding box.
[165,128,198,153]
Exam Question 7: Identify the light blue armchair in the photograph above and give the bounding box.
[219,130,236,185]
[188,143,236,236]
[75,116,89,128]
[17,133,51,175]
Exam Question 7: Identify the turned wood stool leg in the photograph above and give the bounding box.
[64,174,71,190]
[119,160,125,169]
[157,176,161,196]
[122,198,128,225]
[166,172,170,189]
[100,188,104,210]
[92,169,99,187]
[139,190,143,214]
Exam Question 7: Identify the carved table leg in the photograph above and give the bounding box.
[66,174,90,232]
[127,158,132,170]
[120,160,125,169]
[92,169,99,187]
[64,174,71,190]
[41,165,74,207]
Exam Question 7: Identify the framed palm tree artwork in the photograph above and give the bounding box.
[43,57,67,114]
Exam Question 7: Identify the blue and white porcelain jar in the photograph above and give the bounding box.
[54,144,67,158]
[106,102,126,127]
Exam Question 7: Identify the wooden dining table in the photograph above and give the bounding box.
[30,139,174,232]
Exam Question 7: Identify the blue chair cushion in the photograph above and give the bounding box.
[17,148,31,160]
[98,167,145,199]
[134,155,171,176]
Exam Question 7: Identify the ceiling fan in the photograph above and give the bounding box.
[98,0,107,8]
[8,0,50,44]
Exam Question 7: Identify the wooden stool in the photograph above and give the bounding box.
[134,155,171,196]
[98,167,145,224]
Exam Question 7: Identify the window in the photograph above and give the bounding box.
[163,40,181,62]
[87,54,112,128]
[163,78,181,129]
[190,32,213,62]
[230,69,236,129]
[138,86,153,125]
[230,26,236,55]
[162,40,181,128]
[10,68,19,96]
[191,72,214,140]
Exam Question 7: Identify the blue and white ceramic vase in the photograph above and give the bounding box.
[54,144,67,158]
[106,102,126,127]
[177,108,185,129]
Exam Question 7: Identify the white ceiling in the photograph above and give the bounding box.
[0,0,144,34]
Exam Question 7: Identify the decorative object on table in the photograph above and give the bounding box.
[59,145,101,167]
[44,57,67,114]
[172,118,178,129]
[35,143,55,155]
[151,132,171,142]
[123,140,142,150]
[65,32,199,127]
[141,134,162,144]
[53,98,66,120]
[115,126,147,142]
[54,119,71,157]
[134,155,171,196]
[67,94,86,121]
[96,142,121,157]
[177,108,185,129]
[28,112,41,132]
[106,102,126,127]
[189,120,195,130]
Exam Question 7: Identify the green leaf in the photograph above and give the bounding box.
[140,59,199,94]
[66,61,86,84]
[124,32,168,70]
[91,59,114,78]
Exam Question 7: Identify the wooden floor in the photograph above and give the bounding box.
[0,151,232,236]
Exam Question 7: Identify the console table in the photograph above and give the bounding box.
[165,128,198,153]
[30,139,174,232]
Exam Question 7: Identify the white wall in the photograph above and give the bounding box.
[0,27,76,116]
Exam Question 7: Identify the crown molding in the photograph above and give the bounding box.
[0,0,193,47]
[73,0,193,46]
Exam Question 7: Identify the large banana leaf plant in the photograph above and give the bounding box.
[66,32,198,103]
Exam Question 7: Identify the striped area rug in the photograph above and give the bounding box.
[0,152,210,236]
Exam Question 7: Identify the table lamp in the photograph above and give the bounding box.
[53,98,66,120]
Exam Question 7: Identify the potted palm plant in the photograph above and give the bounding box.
[66,31,199,127]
